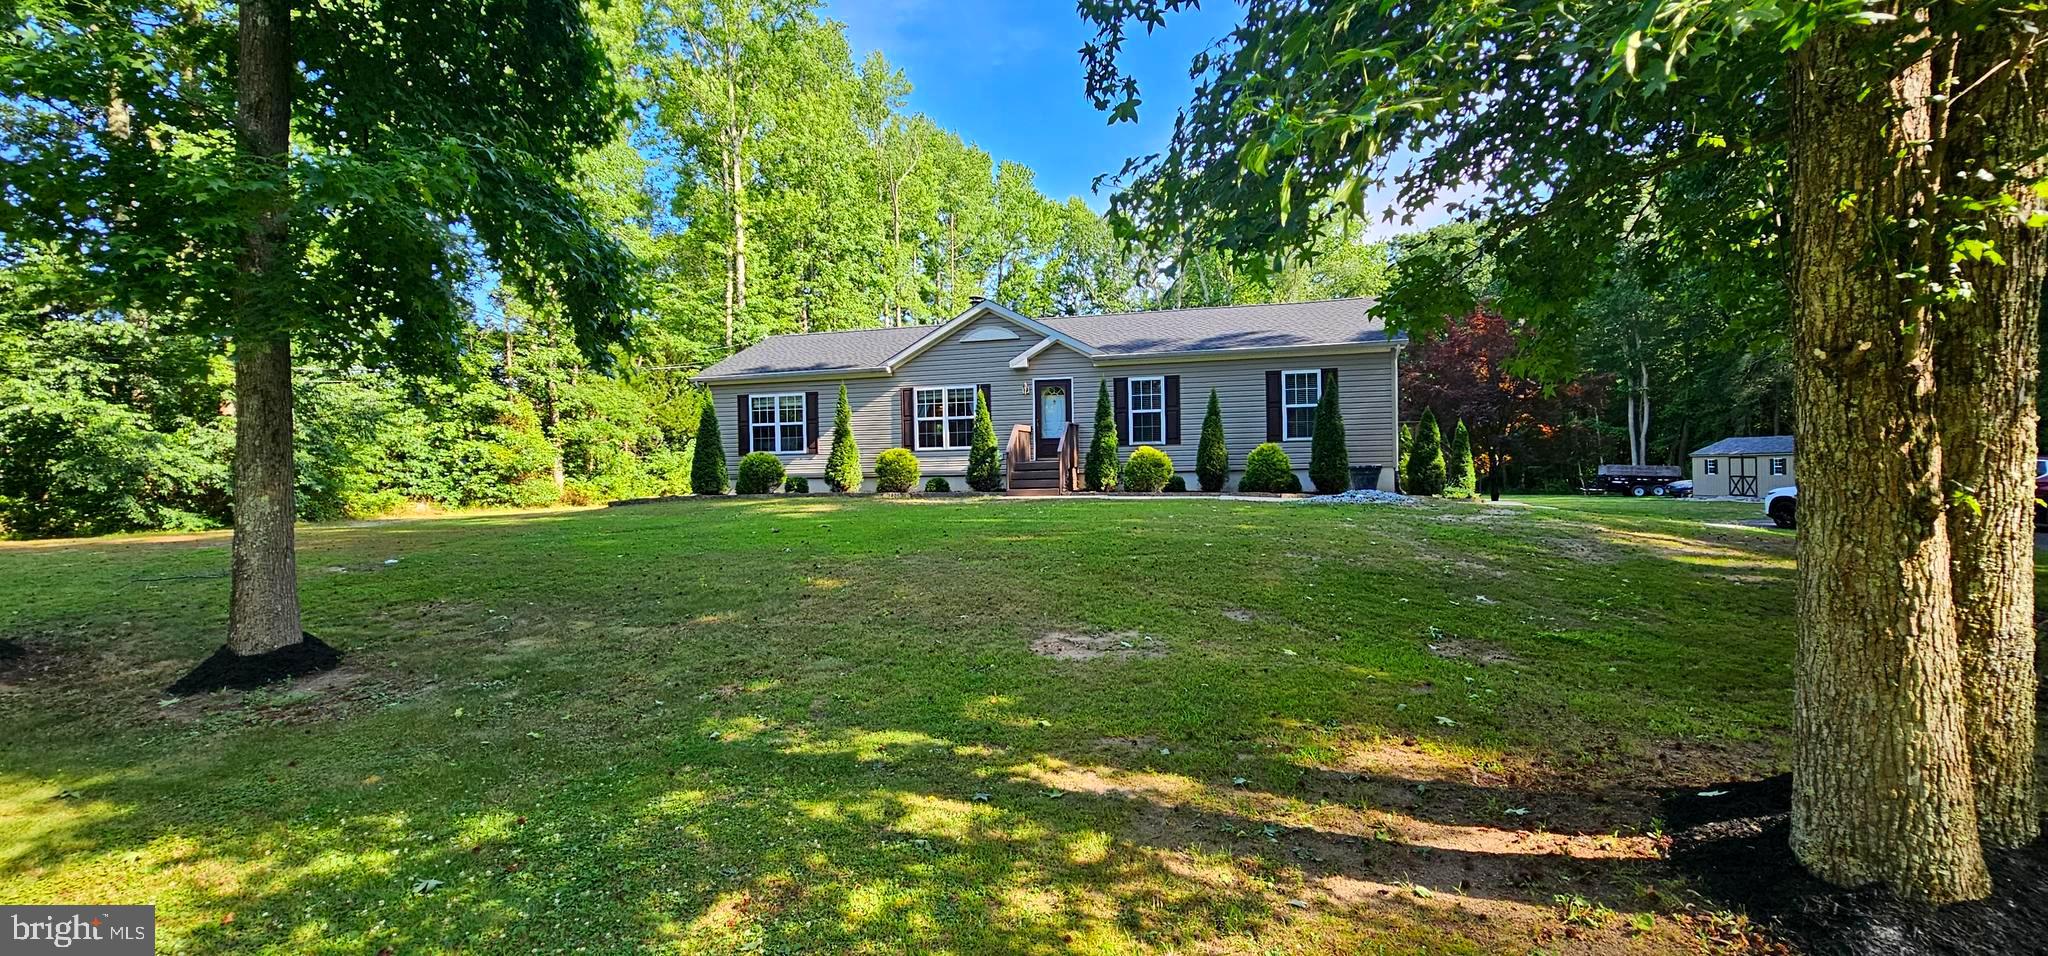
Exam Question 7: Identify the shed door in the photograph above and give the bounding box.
[1729,457,1759,498]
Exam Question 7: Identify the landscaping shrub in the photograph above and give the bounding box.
[1396,422,1412,490]
[924,477,952,493]
[824,384,861,492]
[1240,442,1296,493]
[786,475,810,493]
[1308,376,1349,492]
[1406,409,1447,496]
[875,448,920,492]
[1164,475,1187,493]
[1122,445,1174,492]
[691,403,727,495]
[966,390,1001,491]
[1085,379,1118,491]
[1196,389,1228,491]
[1447,419,1476,496]
[735,452,785,494]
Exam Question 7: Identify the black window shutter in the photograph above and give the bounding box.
[900,388,916,450]
[736,394,751,455]
[1112,377,1129,446]
[1164,375,1181,444]
[1264,371,1282,441]
[806,391,820,454]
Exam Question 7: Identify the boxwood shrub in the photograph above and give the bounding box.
[1239,443,1298,493]
[786,475,810,494]
[1122,445,1174,493]
[924,476,952,493]
[875,448,920,492]
[1164,475,1187,493]
[735,452,786,494]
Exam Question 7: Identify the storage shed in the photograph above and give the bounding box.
[1689,436,1794,499]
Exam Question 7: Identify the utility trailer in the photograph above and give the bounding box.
[1590,464,1684,496]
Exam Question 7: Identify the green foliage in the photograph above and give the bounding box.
[1308,377,1348,493]
[786,475,810,494]
[736,452,786,494]
[1407,410,1448,496]
[1085,379,1119,491]
[1447,420,1477,496]
[1196,389,1229,492]
[1122,446,1174,493]
[692,404,728,495]
[1240,443,1298,493]
[1164,475,1187,492]
[875,448,920,493]
[825,384,861,492]
[967,389,1001,492]
[924,477,952,493]
[1397,422,1413,490]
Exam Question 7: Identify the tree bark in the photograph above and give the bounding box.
[1936,13,2045,849]
[1785,26,1989,903]
[226,0,302,656]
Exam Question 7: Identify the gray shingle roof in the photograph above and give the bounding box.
[1690,435,1794,457]
[697,298,1399,379]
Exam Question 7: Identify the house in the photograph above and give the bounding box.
[693,297,1405,493]
[1688,436,1794,499]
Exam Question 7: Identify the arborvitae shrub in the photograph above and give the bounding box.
[924,476,951,493]
[1196,389,1228,491]
[735,452,785,494]
[691,403,727,495]
[1308,377,1349,492]
[1085,379,1118,491]
[1240,443,1296,493]
[1447,419,1476,496]
[875,448,920,492]
[1406,409,1447,496]
[967,390,1001,491]
[1396,422,1412,490]
[1122,446,1174,492]
[824,384,861,492]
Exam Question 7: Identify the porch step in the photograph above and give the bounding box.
[1009,476,1062,490]
[1013,460,1059,473]
[1006,487,1063,497]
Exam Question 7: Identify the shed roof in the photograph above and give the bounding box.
[1690,435,1795,457]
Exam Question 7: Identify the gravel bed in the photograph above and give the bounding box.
[1297,489,1419,505]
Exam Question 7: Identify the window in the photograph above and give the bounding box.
[1704,458,1719,476]
[750,393,806,454]
[1128,377,1164,444]
[1281,370,1321,441]
[915,385,977,449]
[1770,457,1787,476]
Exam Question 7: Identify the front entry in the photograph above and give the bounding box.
[1035,379,1071,459]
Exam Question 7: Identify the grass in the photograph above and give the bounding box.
[0,495,1800,954]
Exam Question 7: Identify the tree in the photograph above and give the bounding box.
[1404,410,1446,496]
[1196,389,1229,491]
[1085,379,1118,491]
[1446,420,1475,496]
[1308,377,1348,492]
[825,384,861,491]
[1078,0,2046,901]
[692,404,728,495]
[966,388,1001,491]
[4,0,636,684]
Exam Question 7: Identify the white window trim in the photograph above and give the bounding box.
[914,384,978,450]
[1127,376,1166,445]
[749,392,807,455]
[1280,369,1321,441]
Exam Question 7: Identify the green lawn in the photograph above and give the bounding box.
[0,495,1798,954]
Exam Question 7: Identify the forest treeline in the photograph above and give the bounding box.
[1,0,1793,537]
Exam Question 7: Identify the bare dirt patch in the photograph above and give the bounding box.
[1425,633,1518,666]
[1222,608,1256,623]
[1031,630,1166,662]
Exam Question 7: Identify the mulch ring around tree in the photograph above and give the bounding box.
[0,638,23,665]
[166,633,342,696]
[1663,774,2048,956]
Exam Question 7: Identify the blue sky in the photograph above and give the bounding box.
[824,0,1245,210]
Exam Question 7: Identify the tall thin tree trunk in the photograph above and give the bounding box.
[226,0,302,657]
[1785,25,1988,903]
[1936,15,2045,849]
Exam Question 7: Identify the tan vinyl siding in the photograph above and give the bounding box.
[705,311,1401,490]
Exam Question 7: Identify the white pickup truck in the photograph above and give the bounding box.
[1763,485,1796,529]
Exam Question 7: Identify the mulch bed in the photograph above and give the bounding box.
[1664,774,2048,955]
[166,633,342,695]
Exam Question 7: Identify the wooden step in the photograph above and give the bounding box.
[1006,487,1063,496]
[1009,476,1062,489]
[1013,461,1059,472]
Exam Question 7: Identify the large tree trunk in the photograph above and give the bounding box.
[226,0,302,657]
[1784,26,1990,904]
[1937,14,2046,850]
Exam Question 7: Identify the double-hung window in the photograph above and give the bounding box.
[1128,377,1165,444]
[1281,370,1321,441]
[749,393,806,454]
[916,385,976,449]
